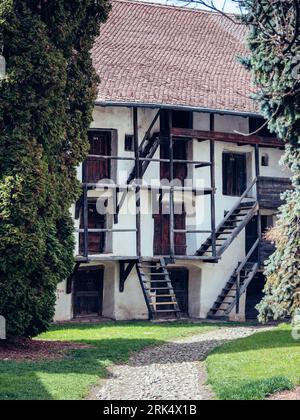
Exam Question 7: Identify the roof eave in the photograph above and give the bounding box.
[95,100,262,118]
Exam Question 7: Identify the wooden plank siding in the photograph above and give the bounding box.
[258,177,292,209]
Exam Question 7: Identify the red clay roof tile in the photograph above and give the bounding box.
[92,0,258,114]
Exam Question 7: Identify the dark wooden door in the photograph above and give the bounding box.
[169,268,189,315]
[84,131,111,183]
[223,152,247,197]
[80,201,106,255]
[74,269,104,317]
[154,140,187,256]
[154,210,187,255]
[245,273,265,320]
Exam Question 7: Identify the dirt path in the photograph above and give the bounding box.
[268,387,300,400]
[93,326,270,401]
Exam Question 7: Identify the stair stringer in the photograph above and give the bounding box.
[199,225,250,319]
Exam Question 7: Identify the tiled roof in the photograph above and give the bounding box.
[92,0,258,114]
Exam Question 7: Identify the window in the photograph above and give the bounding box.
[125,134,134,152]
[261,153,269,167]
[223,152,247,197]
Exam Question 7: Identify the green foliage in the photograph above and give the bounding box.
[240,1,300,321]
[0,321,219,400]
[207,324,300,400]
[0,1,110,337]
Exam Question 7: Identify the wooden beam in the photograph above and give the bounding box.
[255,145,262,266]
[210,114,217,258]
[119,261,136,292]
[168,110,175,262]
[83,184,89,258]
[171,128,284,148]
[133,107,141,257]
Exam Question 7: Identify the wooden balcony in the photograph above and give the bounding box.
[258,177,292,209]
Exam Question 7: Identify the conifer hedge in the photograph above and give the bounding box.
[0,0,110,337]
[239,1,300,321]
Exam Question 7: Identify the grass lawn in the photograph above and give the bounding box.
[0,321,220,400]
[206,324,300,400]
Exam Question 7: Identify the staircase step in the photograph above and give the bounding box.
[139,265,160,269]
[154,309,179,313]
[149,294,176,298]
[147,273,167,276]
[150,302,177,306]
[143,280,171,283]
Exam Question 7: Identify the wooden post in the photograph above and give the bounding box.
[134,107,141,257]
[210,114,217,258]
[236,272,240,314]
[168,110,175,261]
[255,145,262,266]
[83,183,89,258]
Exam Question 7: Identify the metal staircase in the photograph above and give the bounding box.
[196,179,259,258]
[208,239,260,319]
[136,258,181,320]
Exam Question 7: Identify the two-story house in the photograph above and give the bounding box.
[54,0,291,323]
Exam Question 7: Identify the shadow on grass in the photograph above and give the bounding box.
[0,336,173,400]
[0,321,277,400]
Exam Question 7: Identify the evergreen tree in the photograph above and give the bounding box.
[239,0,300,321]
[180,0,299,321]
[0,0,110,337]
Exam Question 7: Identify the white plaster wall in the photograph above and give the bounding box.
[193,112,210,131]
[54,281,73,321]
[214,114,249,134]
[260,147,291,178]
[102,263,116,319]
[186,263,202,318]
[114,265,149,320]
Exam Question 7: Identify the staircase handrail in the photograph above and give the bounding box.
[215,177,258,232]
[138,110,160,155]
[235,238,260,276]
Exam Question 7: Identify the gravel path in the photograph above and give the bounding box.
[94,326,270,401]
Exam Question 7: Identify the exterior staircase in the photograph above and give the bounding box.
[115,119,161,222]
[196,201,258,257]
[136,258,181,320]
[208,239,260,319]
[196,178,259,258]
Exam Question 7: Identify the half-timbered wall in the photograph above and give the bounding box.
[54,105,290,322]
